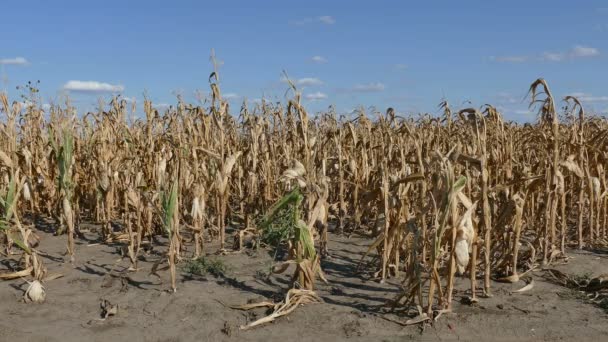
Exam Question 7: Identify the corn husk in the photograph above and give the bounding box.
[24,280,46,303]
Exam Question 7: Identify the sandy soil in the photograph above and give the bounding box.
[1,222,607,342]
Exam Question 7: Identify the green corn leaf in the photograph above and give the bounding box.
[4,175,17,222]
[161,180,178,235]
[451,176,467,195]
[9,234,31,254]
[0,220,31,254]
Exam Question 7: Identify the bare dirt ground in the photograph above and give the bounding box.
[1,221,608,342]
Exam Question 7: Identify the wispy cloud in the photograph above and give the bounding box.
[394,63,408,70]
[291,15,335,26]
[541,52,565,62]
[18,100,34,108]
[311,55,328,64]
[297,78,323,86]
[305,91,328,101]
[541,46,599,61]
[567,92,608,102]
[352,82,386,92]
[317,16,335,24]
[281,77,324,87]
[495,92,522,104]
[121,96,136,103]
[492,46,600,63]
[568,92,588,98]
[0,57,29,66]
[513,109,536,117]
[489,55,528,63]
[63,80,124,93]
[570,45,600,58]
[154,103,171,109]
[495,108,536,122]
[575,94,608,103]
[223,93,240,100]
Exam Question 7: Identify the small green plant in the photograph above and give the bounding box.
[49,126,74,197]
[259,187,316,260]
[258,202,296,250]
[160,179,180,292]
[161,181,178,235]
[183,256,229,277]
[0,173,30,253]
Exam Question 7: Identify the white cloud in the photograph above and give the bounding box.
[121,96,136,103]
[18,100,34,108]
[223,93,239,100]
[570,45,600,58]
[514,110,534,115]
[0,57,29,65]
[352,82,386,92]
[567,92,608,102]
[491,45,600,63]
[318,16,335,24]
[496,92,520,104]
[281,77,324,87]
[394,63,408,70]
[154,103,171,109]
[542,46,599,61]
[63,80,124,93]
[489,55,528,63]
[496,108,536,122]
[541,52,565,62]
[296,78,323,86]
[311,55,328,64]
[509,109,537,121]
[568,92,589,98]
[585,96,608,102]
[305,92,328,101]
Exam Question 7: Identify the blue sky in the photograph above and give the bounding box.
[1,0,607,121]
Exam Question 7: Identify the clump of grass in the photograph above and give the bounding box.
[572,272,593,285]
[183,256,229,277]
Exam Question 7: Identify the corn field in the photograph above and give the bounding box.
[1,75,607,325]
